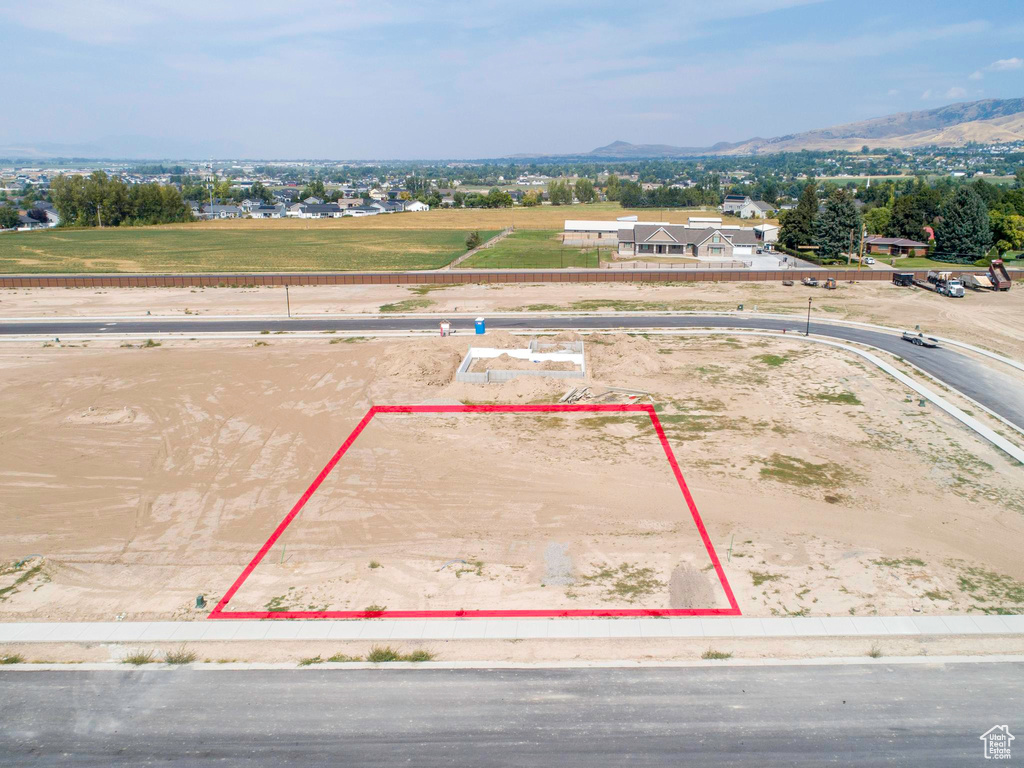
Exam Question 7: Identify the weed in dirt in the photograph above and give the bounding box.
[701,649,732,660]
[298,655,323,667]
[408,284,455,295]
[164,645,198,665]
[364,604,387,615]
[954,565,1024,610]
[455,560,484,578]
[141,339,161,348]
[327,653,363,663]
[872,557,926,568]
[582,563,665,603]
[369,560,382,569]
[264,595,293,613]
[379,298,433,313]
[751,571,783,587]
[812,391,862,406]
[755,354,789,367]
[924,590,951,601]
[330,336,366,344]
[366,646,435,662]
[0,653,24,664]
[123,649,157,666]
[867,644,883,658]
[253,341,269,347]
[757,453,847,488]
[0,560,47,602]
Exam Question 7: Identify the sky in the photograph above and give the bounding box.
[1,0,1022,160]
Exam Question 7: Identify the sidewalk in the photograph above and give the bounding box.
[2,615,1022,644]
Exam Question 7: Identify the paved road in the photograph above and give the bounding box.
[0,664,1020,766]
[4,313,1023,430]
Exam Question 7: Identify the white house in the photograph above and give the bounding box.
[404,200,430,212]
[738,199,775,220]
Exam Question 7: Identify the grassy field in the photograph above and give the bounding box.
[889,255,1024,269]
[150,203,767,232]
[0,228,497,273]
[460,230,605,269]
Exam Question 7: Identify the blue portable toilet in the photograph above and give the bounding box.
[475,317,486,335]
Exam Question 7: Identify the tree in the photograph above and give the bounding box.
[26,207,49,223]
[547,180,573,205]
[886,194,926,241]
[484,187,512,208]
[0,205,20,229]
[605,173,621,201]
[521,190,541,207]
[814,188,862,260]
[248,181,274,204]
[619,181,643,208]
[989,210,1024,254]
[453,191,466,208]
[465,231,481,250]
[1015,167,1024,189]
[573,178,596,204]
[934,186,992,260]
[780,180,817,248]
[300,178,327,200]
[862,205,891,236]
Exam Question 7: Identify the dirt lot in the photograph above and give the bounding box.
[4,279,1023,362]
[2,333,1022,624]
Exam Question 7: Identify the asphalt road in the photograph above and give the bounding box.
[0,663,1020,766]
[5,313,1023,430]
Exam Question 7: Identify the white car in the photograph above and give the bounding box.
[865,257,875,265]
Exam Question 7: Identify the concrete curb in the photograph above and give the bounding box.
[2,614,1022,644]
[3,655,1024,672]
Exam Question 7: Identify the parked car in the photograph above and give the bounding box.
[865,257,875,265]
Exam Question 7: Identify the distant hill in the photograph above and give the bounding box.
[584,97,1024,157]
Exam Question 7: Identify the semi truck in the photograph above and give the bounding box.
[926,271,965,298]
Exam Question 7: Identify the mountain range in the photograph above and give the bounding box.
[586,97,1024,158]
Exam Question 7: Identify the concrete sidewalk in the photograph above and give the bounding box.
[2,615,1022,644]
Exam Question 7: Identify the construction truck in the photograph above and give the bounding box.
[892,272,915,287]
[823,277,837,290]
[989,259,1012,291]
[927,270,965,298]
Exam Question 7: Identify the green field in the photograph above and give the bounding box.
[460,230,604,269]
[888,255,1024,269]
[0,228,496,273]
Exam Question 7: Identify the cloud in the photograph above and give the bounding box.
[969,56,1023,80]
[946,86,967,98]
[990,56,1024,70]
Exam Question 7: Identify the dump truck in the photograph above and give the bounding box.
[962,273,994,291]
[892,272,915,287]
[989,259,1012,291]
[927,270,965,298]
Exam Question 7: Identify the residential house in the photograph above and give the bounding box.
[342,205,380,217]
[202,204,242,219]
[617,224,759,260]
[303,196,324,205]
[737,199,775,219]
[721,194,750,214]
[295,203,344,219]
[404,200,430,212]
[248,204,286,219]
[863,236,928,256]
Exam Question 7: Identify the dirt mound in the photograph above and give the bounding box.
[587,333,667,378]
[552,330,582,342]
[475,330,521,348]
[470,355,578,373]
[377,339,465,386]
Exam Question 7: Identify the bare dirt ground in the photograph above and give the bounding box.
[3,280,1022,362]
[2,333,1022,625]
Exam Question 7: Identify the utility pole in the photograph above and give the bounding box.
[806,297,812,337]
[96,204,102,228]
[285,285,291,318]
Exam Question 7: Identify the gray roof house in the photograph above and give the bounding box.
[737,199,775,219]
[617,224,758,260]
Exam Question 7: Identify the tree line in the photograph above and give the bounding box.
[50,171,192,227]
[780,175,1024,264]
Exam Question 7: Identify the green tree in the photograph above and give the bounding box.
[484,187,512,208]
[453,191,466,208]
[863,205,891,235]
[465,231,481,249]
[780,180,817,248]
[573,178,596,204]
[814,188,862,260]
[989,210,1024,254]
[886,194,927,241]
[521,190,541,207]
[0,204,20,229]
[934,187,992,260]
[605,173,621,201]
[547,180,573,205]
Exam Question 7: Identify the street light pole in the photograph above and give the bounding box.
[806,297,812,337]
[285,285,291,318]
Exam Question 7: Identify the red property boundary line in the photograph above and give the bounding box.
[209,404,741,619]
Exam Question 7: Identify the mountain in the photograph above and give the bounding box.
[584,97,1024,157]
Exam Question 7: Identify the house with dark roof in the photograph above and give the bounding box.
[864,236,928,256]
[617,224,758,260]
[721,194,751,214]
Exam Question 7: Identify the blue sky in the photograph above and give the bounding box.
[0,0,1022,159]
